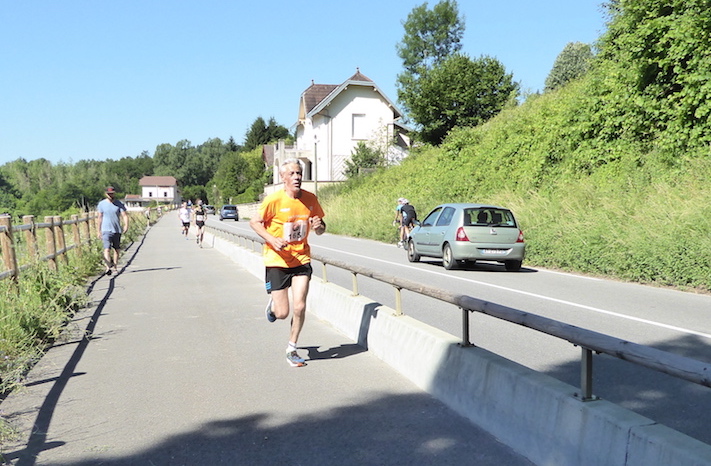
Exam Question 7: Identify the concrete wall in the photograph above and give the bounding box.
[205,230,711,466]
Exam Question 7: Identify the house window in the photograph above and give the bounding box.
[164,191,168,197]
[149,192,153,197]
[352,113,367,140]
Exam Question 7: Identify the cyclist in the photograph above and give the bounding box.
[392,198,405,247]
[400,199,417,246]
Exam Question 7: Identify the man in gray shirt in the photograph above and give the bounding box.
[96,186,129,276]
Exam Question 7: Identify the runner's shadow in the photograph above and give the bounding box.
[303,344,365,361]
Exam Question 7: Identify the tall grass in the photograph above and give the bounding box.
[319,91,711,292]
[0,211,148,445]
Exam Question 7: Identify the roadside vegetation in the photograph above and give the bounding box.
[322,0,711,292]
[0,213,149,444]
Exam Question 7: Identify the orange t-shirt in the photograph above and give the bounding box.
[259,189,325,268]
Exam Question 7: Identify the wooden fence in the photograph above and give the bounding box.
[0,213,99,281]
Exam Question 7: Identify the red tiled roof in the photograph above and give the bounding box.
[139,176,177,186]
[302,84,338,114]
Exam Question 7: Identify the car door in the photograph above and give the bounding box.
[429,206,456,256]
[412,206,443,255]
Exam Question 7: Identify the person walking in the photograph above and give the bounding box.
[178,201,191,239]
[96,186,129,276]
[249,158,326,367]
[193,199,207,247]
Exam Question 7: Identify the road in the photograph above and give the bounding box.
[0,214,532,465]
[208,215,711,446]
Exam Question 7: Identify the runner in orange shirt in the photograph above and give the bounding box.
[249,158,326,367]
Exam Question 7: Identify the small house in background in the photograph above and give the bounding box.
[263,69,410,195]
[124,176,181,211]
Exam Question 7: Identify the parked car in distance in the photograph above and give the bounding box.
[407,203,525,271]
[219,205,239,221]
[205,205,216,215]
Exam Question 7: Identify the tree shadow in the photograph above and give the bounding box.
[4,393,531,465]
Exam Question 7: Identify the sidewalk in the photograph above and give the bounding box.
[1,212,530,465]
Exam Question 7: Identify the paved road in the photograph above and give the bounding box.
[1,213,531,465]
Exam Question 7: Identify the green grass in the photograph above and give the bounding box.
[319,87,711,293]
[0,211,147,445]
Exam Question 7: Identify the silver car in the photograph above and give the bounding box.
[407,203,525,271]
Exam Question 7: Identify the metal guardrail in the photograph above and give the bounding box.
[206,222,711,401]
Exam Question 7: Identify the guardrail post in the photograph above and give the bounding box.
[0,215,19,281]
[23,215,38,261]
[394,286,403,316]
[321,262,328,283]
[71,214,82,258]
[54,216,68,266]
[45,216,57,271]
[351,271,359,296]
[576,347,598,402]
[460,308,474,347]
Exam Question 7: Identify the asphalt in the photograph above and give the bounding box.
[0,212,531,465]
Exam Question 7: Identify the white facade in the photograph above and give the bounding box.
[279,70,409,187]
[141,185,177,201]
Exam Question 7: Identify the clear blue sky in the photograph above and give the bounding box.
[1,1,607,165]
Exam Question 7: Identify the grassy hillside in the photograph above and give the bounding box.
[320,0,711,292]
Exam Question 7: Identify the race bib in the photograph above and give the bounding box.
[283,220,308,242]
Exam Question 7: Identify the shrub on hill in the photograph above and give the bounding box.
[320,0,711,291]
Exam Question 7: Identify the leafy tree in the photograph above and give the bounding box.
[545,42,594,92]
[210,147,268,204]
[577,0,711,153]
[409,53,518,145]
[344,142,384,178]
[396,0,464,76]
[243,117,290,151]
[396,0,464,122]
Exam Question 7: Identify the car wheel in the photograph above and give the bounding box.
[505,260,522,272]
[407,240,420,262]
[442,244,457,270]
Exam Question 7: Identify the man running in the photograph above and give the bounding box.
[178,201,191,239]
[249,158,326,367]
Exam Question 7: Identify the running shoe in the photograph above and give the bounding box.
[286,350,306,367]
[265,298,276,323]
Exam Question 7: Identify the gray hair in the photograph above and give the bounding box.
[280,158,302,173]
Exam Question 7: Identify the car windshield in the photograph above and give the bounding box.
[464,208,516,227]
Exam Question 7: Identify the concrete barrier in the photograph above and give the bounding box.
[206,231,711,466]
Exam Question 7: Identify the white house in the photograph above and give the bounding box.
[122,176,180,210]
[264,69,410,194]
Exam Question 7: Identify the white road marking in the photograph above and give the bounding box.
[313,244,711,340]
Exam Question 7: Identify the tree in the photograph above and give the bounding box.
[344,142,384,178]
[545,42,594,92]
[396,0,464,120]
[396,0,464,76]
[409,53,518,145]
[243,117,290,151]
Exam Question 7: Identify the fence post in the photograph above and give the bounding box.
[80,212,90,246]
[45,216,57,271]
[71,214,82,258]
[88,211,96,242]
[54,216,68,266]
[23,215,38,261]
[0,215,19,281]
